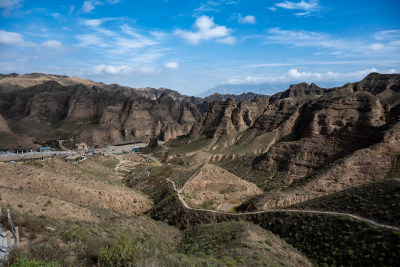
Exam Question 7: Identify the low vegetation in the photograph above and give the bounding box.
[167,137,213,155]
[217,158,287,191]
[254,211,400,266]
[288,179,400,226]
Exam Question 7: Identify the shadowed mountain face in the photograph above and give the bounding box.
[0,73,275,148]
[177,73,400,210]
[0,80,205,148]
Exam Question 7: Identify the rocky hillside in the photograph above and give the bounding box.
[0,80,204,148]
[0,73,205,106]
[204,92,267,102]
[169,72,400,210]
[0,73,272,148]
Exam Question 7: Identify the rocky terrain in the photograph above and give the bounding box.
[0,73,273,149]
[181,164,262,211]
[167,73,400,210]
[1,72,399,266]
[0,80,203,148]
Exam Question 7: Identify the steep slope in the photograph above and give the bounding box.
[169,73,400,210]
[0,155,152,220]
[0,81,202,147]
[0,72,207,108]
[0,113,12,133]
[181,164,263,211]
[204,92,268,102]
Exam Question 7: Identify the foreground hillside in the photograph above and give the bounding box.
[0,152,312,266]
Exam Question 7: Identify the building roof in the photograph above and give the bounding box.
[39,147,51,150]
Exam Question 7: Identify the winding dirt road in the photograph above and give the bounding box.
[166,178,400,231]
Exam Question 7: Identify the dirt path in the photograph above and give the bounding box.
[58,140,68,151]
[166,178,400,231]
[114,158,128,176]
[178,168,202,193]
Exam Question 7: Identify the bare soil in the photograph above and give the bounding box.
[0,154,152,222]
[182,164,262,211]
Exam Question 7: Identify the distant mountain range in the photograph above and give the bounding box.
[197,83,291,97]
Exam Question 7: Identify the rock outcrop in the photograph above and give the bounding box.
[0,113,12,133]
[190,97,269,140]
[0,81,203,146]
[181,73,400,211]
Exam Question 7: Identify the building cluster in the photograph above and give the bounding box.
[0,147,51,155]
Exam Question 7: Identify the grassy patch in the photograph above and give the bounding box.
[169,168,198,190]
[180,222,244,256]
[168,138,213,155]
[254,211,400,266]
[288,179,400,227]
[9,253,62,267]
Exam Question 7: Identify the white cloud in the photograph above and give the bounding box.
[150,31,169,39]
[266,28,345,49]
[75,22,164,64]
[269,7,277,11]
[274,0,320,16]
[194,0,238,14]
[76,34,107,47]
[91,64,133,75]
[238,14,256,24]
[165,61,179,69]
[81,0,120,13]
[0,0,22,15]
[41,40,62,49]
[68,5,75,15]
[51,12,62,19]
[113,36,157,51]
[0,29,24,45]
[82,19,104,27]
[370,43,384,51]
[81,17,115,27]
[82,1,95,13]
[88,64,160,76]
[81,1,104,13]
[81,18,117,36]
[175,15,235,44]
[265,28,400,55]
[225,68,382,84]
[374,30,400,41]
[217,36,236,44]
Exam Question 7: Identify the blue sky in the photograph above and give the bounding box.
[0,0,399,95]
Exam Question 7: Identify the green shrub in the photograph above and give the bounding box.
[10,253,61,267]
[98,235,160,267]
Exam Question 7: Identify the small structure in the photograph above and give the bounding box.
[148,138,158,148]
[65,154,87,163]
[113,140,146,146]
[38,147,51,153]
[75,143,88,150]
[0,149,8,155]
[15,148,33,154]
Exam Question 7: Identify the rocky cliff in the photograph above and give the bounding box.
[179,73,400,210]
[0,80,203,148]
